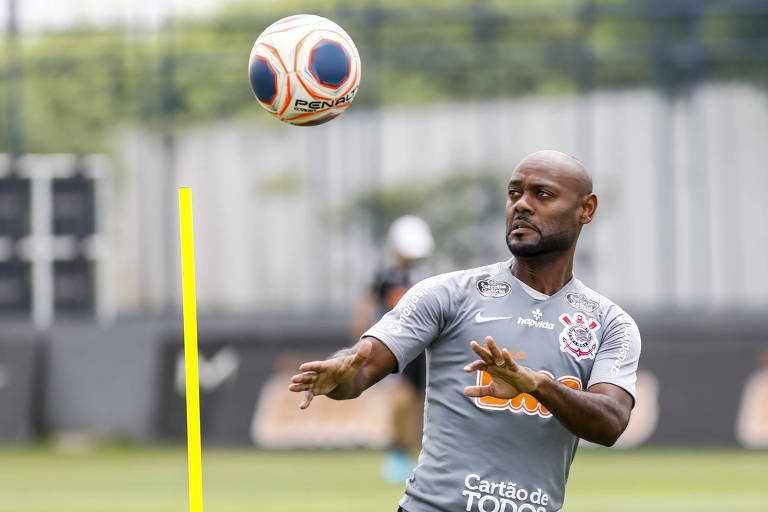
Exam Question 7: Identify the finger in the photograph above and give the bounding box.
[291,372,317,384]
[299,360,330,373]
[469,340,494,364]
[464,385,493,398]
[350,339,373,369]
[485,336,505,364]
[463,360,488,372]
[288,383,313,392]
[502,349,520,372]
[299,390,314,409]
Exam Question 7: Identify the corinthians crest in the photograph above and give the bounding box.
[558,313,601,360]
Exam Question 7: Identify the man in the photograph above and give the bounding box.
[289,150,641,512]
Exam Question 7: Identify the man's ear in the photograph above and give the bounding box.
[580,194,598,224]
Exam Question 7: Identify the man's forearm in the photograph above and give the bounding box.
[531,377,629,446]
[326,365,385,400]
[326,338,396,400]
[326,375,367,400]
[322,344,366,400]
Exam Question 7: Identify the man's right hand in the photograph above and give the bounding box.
[288,339,374,409]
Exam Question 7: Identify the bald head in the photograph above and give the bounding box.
[505,149,598,260]
[513,150,592,196]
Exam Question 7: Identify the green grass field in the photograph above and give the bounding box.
[0,446,766,511]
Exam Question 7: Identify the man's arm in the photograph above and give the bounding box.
[288,336,397,409]
[464,336,633,446]
[530,380,632,446]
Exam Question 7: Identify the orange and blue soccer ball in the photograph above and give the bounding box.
[248,14,362,126]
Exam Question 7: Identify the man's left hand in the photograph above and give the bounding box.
[463,336,540,399]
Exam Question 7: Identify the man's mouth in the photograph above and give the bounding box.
[510,219,538,234]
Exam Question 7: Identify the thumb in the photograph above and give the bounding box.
[464,384,492,398]
[351,339,373,368]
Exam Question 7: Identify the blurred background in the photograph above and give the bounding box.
[1,0,768,511]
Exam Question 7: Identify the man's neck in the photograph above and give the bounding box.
[510,251,575,296]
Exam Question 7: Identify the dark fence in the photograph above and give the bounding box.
[1,312,765,446]
[152,312,767,447]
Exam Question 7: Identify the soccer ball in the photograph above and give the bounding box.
[248,14,362,126]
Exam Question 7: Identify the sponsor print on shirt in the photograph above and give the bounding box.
[565,292,599,312]
[462,473,552,512]
[558,313,600,360]
[474,309,554,330]
[473,369,582,418]
[386,282,436,335]
[476,279,512,298]
[517,308,554,330]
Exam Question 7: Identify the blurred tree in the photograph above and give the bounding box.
[336,172,506,268]
[0,0,766,154]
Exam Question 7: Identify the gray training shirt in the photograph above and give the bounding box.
[363,258,641,512]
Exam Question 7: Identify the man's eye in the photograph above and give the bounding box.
[508,189,521,197]
[538,191,552,198]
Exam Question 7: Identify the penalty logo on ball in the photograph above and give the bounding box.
[248,14,362,126]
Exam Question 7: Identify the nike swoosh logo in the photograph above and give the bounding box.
[474,311,516,323]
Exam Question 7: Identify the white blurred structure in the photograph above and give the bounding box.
[0,0,218,33]
[112,82,768,313]
[388,215,435,261]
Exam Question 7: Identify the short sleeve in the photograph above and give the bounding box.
[587,311,641,405]
[362,274,452,373]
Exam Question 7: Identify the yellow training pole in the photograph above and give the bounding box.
[178,188,203,512]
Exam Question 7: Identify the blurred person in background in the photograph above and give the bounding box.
[352,215,435,483]
[736,348,768,448]
[290,150,641,512]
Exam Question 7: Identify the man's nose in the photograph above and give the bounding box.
[514,192,534,214]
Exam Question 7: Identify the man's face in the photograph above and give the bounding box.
[505,159,592,258]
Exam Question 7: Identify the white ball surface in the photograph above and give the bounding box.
[248,14,362,126]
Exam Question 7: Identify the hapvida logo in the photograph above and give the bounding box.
[517,309,554,330]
